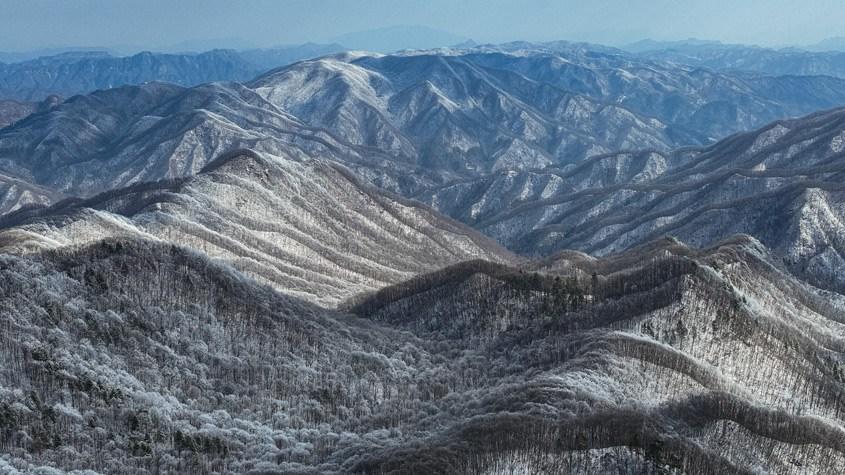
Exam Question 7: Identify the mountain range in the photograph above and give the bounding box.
[5,46,845,212]
[2,40,845,474]
[421,106,845,293]
[0,44,347,102]
[636,42,845,79]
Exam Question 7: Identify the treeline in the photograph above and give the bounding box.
[354,390,845,474]
[350,255,699,339]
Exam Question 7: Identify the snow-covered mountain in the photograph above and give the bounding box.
[0,50,260,101]
[0,53,695,204]
[423,106,845,292]
[0,45,348,102]
[635,42,845,78]
[250,52,694,174]
[3,42,845,474]
[460,48,845,140]
[0,80,449,204]
[0,170,62,216]
[2,231,844,473]
[4,46,845,212]
[251,46,845,167]
[0,150,509,306]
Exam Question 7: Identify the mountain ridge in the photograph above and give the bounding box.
[421,105,845,295]
[0,149,512,306]
[5,45,845,216]
[0,45,348,101]
[4,231,840,473]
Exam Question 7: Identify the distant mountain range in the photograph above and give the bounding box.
[0,44,347,101]
[805,36,845,52]
[638,44,845,78]
[624,37,845,54]
[5,38,845,112]
[617,38,845,79]
[4,46,845,213]
[329,25,470,52]
[0,46,123,63]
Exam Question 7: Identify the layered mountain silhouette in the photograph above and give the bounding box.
[5,46,845,211]
[635,42,845,78]
[0,44,347,102]
[1,42,845,474]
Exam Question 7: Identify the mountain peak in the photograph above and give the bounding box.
[198,148,268,174]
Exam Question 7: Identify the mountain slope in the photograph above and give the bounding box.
[0,61,544,201]
[463,48,845,140]
[2,234,844,473]
[0,50,263,101]
[250,52,691,175]
[221,46,845,175]
[0,95,60,130]
[0,45,349,102]
[3,47,845,207]
[0,100,36,129]
[0,150,511,306]
[3,40,845,475]
[0,80,447,200]
[423,106,845,292]
[347,235,845,473]
[0,171,64,216]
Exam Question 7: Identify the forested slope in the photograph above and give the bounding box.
[0,150,510,306]
[1,235,843,473]
[424,107,845,292]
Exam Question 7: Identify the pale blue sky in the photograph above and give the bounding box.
[0,0,842,52]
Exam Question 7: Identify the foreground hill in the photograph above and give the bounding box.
[1,234,843,473]
[423,106,845,292]
[0,150,510,306]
